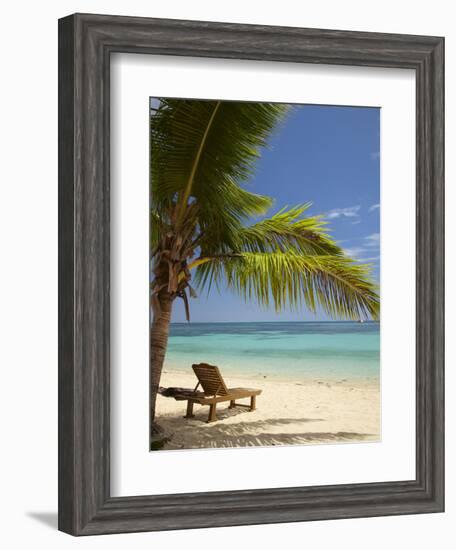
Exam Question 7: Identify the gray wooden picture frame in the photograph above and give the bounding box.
[58,13,445,536]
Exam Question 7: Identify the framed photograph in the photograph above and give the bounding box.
[58,13,444,535]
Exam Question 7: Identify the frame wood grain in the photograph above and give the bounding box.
[58,13,444,535]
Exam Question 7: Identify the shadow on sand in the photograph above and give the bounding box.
[159,411,374,449]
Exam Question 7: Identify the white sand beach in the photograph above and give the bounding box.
[156,368,380,450]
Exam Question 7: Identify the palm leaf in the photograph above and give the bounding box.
[194,251,379,320]
[150,99,288,223]
[233,203,341,256]
[151,98,380,322]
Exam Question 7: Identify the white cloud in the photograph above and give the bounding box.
[343,247,364,258]
[358,256,380,262]
[364,233,380,247]
[344,247,380,264]
[343,234,381,262]
[368,203,380,212]
[325,205,361,220]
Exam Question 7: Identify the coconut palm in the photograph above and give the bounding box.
[149,99,379,443]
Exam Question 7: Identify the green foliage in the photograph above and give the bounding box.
[234,204,341,256]
[150,99,380,321]
[150,99,285,245]
[151,99,287,208]
[195,252,379,320]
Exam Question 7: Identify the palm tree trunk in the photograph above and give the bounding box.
[150,292,173,446]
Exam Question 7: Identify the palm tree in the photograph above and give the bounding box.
[149,99,379,444]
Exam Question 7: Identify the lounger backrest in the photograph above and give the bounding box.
[192,363,229,396]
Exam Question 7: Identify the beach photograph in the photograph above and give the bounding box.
[149,98,380,451]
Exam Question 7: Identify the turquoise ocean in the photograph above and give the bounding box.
[165,322,380,381]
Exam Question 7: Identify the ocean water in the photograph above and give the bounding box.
[165,322,380,380]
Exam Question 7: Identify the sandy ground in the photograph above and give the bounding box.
[156,369,380,450]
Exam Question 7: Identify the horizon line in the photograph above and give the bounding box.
[169,320,379,325]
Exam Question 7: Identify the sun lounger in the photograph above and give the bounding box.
[182,363,262,423]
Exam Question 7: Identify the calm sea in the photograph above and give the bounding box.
[165,322,380,380]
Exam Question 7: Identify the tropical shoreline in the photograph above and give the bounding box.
[156,368,380,451]
[162,365,380,386]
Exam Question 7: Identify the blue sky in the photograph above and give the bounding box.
[169,104,380,323]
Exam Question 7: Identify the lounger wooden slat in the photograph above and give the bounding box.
[181,363,262,423]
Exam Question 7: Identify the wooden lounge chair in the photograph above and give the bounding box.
[183,363,262,423]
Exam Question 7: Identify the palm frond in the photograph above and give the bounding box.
[194,251,379,320]
[150,99,289,220]
[198,181,273,254]
[151,98,380,322]
[234,203,342,256]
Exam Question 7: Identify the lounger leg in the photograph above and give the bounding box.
[208,404,217,423]
[250,395,256,411]
[229,400,236,409]
[185,401,195,419]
